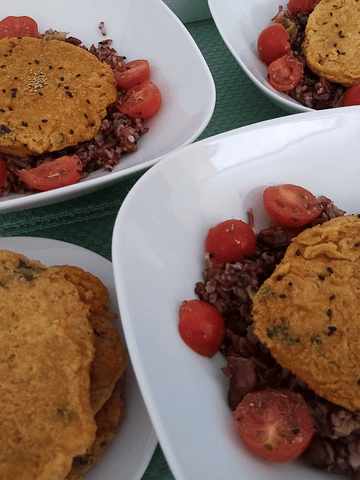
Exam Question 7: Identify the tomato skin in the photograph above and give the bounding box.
[287,0,320,15]
[258,24,291,66]
[178,299,225,357]
[263,184,323,228]
[234,389,314,463]
[118,81,162,119]
[0,159,7,188]
[205,219,257,265]
[114,59,151,90]
[19,155,83,191]
[267,52,303,92]
[0,16,39,39]
[342,83,360,106]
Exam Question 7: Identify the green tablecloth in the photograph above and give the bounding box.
[0,18,290,479]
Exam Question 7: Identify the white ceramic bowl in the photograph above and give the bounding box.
[208,0,313,114]
[0,0,215,213]
[111,107,360,480]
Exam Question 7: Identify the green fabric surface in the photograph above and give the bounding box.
[0,18,291,480]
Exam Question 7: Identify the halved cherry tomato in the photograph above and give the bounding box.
[0,16,39,39]
[342,83,360,106]
[258,24,291,66]
[179,299,225,357]
[117,81,162,119]
[287,0,320,15]
[267,52,303,92]
[205,219,257,264]
[234,389,314,463]
[263,184,323,228]
[0,159,7,188]
[114,59,151,90]
[19,155,83,191]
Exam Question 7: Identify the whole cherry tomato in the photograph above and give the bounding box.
[258,24,291,65]
[205,219,256,264]
[178,299,225,357]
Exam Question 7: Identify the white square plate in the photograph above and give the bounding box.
[0,0,215,212]
[111,107,360,479]
[0,236,157,480]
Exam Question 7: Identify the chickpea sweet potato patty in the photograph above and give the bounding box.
[304,0,360,85]
[0,36,116,156]
[0,251,127,480]
[252,215,360,412]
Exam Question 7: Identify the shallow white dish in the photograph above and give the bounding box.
[0,0,215,213]
[111,107,360,479]
[208,0,312,113]
[0,236,157,480]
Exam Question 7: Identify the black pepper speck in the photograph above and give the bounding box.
[328,326,337,336]
[0,125,11,135]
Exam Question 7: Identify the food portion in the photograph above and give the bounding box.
[181,183,360,475]
[0,16,162,196]
[304,0,360,85]
[257,0,360,109]
[253,215,360,411]
[0,251,127,480]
